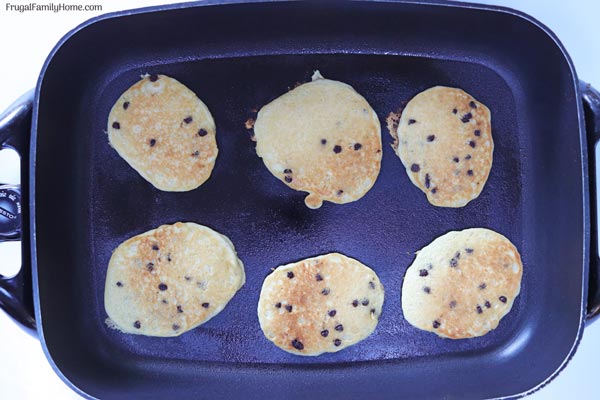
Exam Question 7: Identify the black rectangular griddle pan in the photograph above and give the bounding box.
[1,1,599,399]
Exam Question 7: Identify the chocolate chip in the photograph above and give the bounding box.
[419,269,429,277]
[469,101,477,109]
[321,330,329,337]
[168,253,172,262]
[469,140,476,148]
[116,281,123,287]
[202,302,210,308]
[275,302,282,308]
[461,113,472,123]
[321,139,327,145]
[287,271,295,279]
[465,154,472,160]
[335,324,344,332]
[485,301,491,308]
[184,276,191,281]
[432,320,440,329]
[476,305,483,314]
[183,116,193,124]
[431,188,437,194]
[172,324,180,331]
[149,139,156,147]
[322,288,330,295]
[152,245,159,251]
[369,281,375,289]
[283,168,292,174]
[465,248,474,254]
[362,299,369,306]
[452,108,458,114]
[192,150,200,157]
[449,257,458,268]
[285,304,293,312]
[423,286,431,294]
[354,143,362,150]
[408,119,416,125]
[316,273,323,281]
[352,299,359,307]
[337,190,344,196]
[112,122,120,129]
[149,74,158,82]
[411,163,420,172]
[425,174,431,188]
[198,129,208,137]
[427,135,435,142]
[474,129,481,136]
[370,308,376,315]
[158,283,168,291]
[291,339,304,350]
[499,296,507,303]
[123,102,130,110]
[177,305,183,313]
[467,170,474,176]
[334,339,342,346]
[453,157,459,163]
[147,262,154,272]
[134,321,141,329]
[479,283,487,290]
[328,310,337,317]
[333,145,342,154]
[449,300,457,308]
[162,299,168,304]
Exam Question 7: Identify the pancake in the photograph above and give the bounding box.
[258,253,384,355]
[401,228,522,339]
[254,71,382,209]
[104,222,245,337]
[108,74,217,191]
[395,86,493,207]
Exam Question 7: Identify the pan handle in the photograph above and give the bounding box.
[582,81,600,324]
[0,86,599,329]
[0,90,37,336]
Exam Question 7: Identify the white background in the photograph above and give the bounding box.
[0,0,598,399]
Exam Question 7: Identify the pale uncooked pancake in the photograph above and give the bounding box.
[254,71,382,209]
[401,228,522,339]
[108,74,217,191]
[396,86,493,207]
[104,222,245,337]
[258,253,384,356]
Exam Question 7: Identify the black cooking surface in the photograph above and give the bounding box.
[86,54,523,364]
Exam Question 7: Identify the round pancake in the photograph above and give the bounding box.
[396,86,493,207]
[104,222,245,337]
[108,74,217,192]
[254,71,382,209]
[258,253,384,356]
[401,228,522,339]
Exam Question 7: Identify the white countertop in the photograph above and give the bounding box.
[0,1,598,398]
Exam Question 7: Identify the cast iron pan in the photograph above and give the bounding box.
[1,1,599,399]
